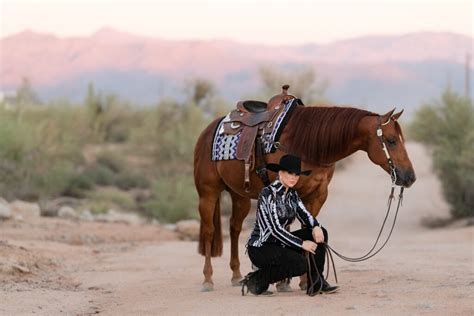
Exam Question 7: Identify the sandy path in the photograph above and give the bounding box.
[1,143,473,315]
[65,227,472,316]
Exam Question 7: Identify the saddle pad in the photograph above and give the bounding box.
[211,98,297,161]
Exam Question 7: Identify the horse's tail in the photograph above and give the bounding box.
[198,197,223,257]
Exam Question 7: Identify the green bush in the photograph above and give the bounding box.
[410,89,473,218]
[144,173,198,223]
[85,86,138,143]
[83,165,115,186]
[85,188,136,212]
[62,172,95,198]
[154,99,208,167]
[96,151,125,173]
[115,171,150,190]
[106,124,129,143]
[0,105,84,200]
[0,82,226,216]
[88,202,109,215]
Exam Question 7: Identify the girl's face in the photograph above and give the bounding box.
[279,170,300,188]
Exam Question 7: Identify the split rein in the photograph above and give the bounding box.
[305,185,404,296]
[268,115,403,293]
[321,185,404,274]
[310,115,406,289]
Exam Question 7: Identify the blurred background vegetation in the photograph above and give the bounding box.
[409,89,473,219]
[1,69,472,223]
[0,75,233,223]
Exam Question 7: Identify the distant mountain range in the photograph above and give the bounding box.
[1,28,472,116]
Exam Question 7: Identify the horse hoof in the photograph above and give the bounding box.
[201,282,214,292]
[231,277,242,287]
[299,282,308,291]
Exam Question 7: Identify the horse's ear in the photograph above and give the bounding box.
[381,108,396,124]
[392,109,404,121]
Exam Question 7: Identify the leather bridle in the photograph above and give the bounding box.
[376,115,398,186]
[306,114,406,291]
[268,114,406,290]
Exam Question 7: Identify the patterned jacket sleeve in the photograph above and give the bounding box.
[294,193,320,229]
[257,188,304,249]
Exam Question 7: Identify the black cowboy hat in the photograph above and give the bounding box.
[266,154,311,176]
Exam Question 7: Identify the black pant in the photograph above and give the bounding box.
[247,226,328,293]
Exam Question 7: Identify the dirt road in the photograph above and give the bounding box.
[1,143,473,315]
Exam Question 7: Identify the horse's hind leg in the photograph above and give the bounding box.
[198,191,222,292]
[228,191,251,286]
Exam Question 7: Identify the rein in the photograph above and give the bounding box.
[305,115,406,288]
[323,115,404,261]
[324,185,404,263]
[267,114,405,290]
[318,116,405,296]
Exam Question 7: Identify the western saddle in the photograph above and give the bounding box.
[221,85,301,191]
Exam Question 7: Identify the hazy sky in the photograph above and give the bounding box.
[1,0,472,44]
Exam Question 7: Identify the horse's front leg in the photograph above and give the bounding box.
[229,191,251,286]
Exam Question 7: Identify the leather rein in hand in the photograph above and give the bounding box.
[297,115,406,288]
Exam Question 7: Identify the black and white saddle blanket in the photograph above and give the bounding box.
[211,98,297,161]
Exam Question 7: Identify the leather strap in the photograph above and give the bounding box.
[236,127,258,161]
[255,137,270,186]
[244,163,251,192]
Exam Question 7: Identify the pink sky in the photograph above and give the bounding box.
[1,0,472,44]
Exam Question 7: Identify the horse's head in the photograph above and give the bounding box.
[364,109,416,188]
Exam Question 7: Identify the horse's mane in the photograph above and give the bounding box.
[286,106,377,164]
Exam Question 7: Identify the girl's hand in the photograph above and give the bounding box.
[312,226,324,243]
[302,240,317,254]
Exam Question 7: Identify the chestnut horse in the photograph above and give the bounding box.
[194,105,416,291]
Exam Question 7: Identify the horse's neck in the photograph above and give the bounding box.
[282,107,369,164]
[312,136,363,164]
[322,115,371,162]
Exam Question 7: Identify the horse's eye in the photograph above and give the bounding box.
[387,138,397,146]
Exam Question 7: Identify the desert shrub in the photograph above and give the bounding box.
[100,101,138,143]
[82,165,116,186]
[410,89,473,218]
[0,104,85,200]
[96,151,125,173]
[85,188,136,212]
[25,163,77,200]
[154,99,208,166]
[115,171,150,190]
[0,81,227,217]
[87,201,110,215]
[62,172,95,198]
[144,173,198,223]
[106,124,129,143]
[85,85,139,143]
[128,108,158,145]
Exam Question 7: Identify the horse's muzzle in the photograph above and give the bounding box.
[395,168,416,188]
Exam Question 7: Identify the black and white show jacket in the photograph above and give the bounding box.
[247,179,320,250]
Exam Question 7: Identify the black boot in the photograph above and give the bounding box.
[240,272,270,296]
[320,280,339,294]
